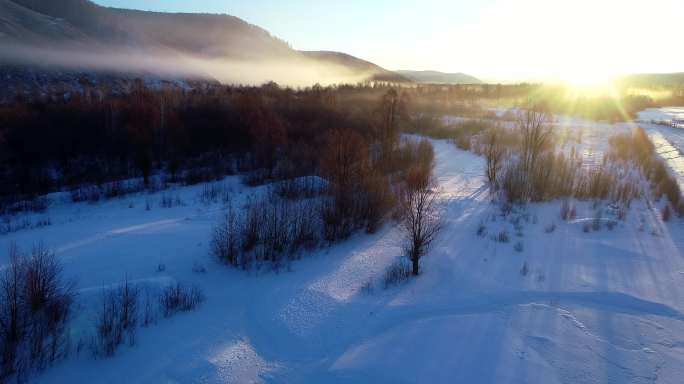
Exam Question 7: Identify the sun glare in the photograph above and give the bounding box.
[559,70,617,97]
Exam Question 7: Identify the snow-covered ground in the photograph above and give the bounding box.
[448,107,684,188]
[638,108,684,191]
[4,128,684,382]
[638,107,684,128]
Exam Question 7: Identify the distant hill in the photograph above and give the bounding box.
[301,51,409,83]
[396,70,481,84]
[616,72,684,88]
[0,0,406,99]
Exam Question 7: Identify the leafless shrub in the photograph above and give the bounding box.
[242,169,270,187]
[70,180,148,204]
[544,222,556,233]
[360,173,395,234]
[616,205,628,221]
[360,280,374,296]
[0,244,74,380]
[0,216,29,235]
[476,222,487,237]
[319,197,353,242]
[501,161,527,202]
[514,241,524,252]
[159,193,183,208]
[383,260,412,288]
[592,209,603,231]
[0,197,50,216]
[259,200,292,270]
[560,200,576,221]
[92,280,139,358]
[289,200,319,252]
[272,177,324,200]
[656,174,682,208]
[662,204,672,222]
[159,284,204,318]
[484,128,505,192]
[192,262,207,274]
[495,230,510,243]
[141,289,158,328]
[520,262,529,276]
[211,201,241,266]
[198,182,231,205]
[676,202,684,218]
[92,292,119,358]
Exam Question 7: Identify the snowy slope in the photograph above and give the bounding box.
[3,138,684,383]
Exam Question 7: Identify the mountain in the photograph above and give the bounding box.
[7,0,293,59]
[0,0,406,99]
[0,0,93,46]
[396,70,481,84]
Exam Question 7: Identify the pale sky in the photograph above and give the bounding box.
[93,0,683,82]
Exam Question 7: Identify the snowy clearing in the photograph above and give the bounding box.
[3,128,684,383]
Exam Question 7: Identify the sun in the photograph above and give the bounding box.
[559,69,618,97]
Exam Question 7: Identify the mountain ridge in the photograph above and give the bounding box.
[396,70,482,84]
[0,0,407,94]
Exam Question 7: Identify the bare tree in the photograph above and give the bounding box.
[375,89,409,161]
[400,169,442,276]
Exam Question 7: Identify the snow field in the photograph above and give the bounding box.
[1,122,684,382]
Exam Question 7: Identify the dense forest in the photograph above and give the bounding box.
[1,80,682,206]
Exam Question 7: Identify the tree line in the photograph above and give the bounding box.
[0,82,414,204]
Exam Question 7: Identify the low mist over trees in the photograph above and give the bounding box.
[1,77,680,210]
